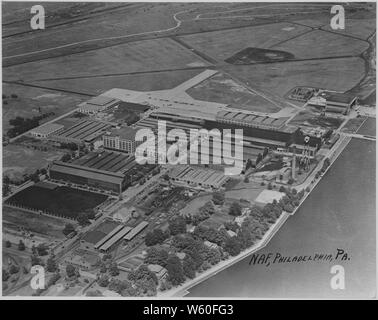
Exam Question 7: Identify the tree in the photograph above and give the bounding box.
[244,176,249,183]
[128,265,158,286]
[5,240,11,248]
[166,255,185,286]
[109,262,120,277]
[279,186,286,193]
[223,237,241,256]
[229,201,242,216]
[31,254,43,266]
[98,274,110,287]
[48,272,61,286]
[212,191,225,205]
[63,223,75,236]
[77,212,90,226]
[182,255,196,279]
[108,279,131,294]
[46,255,58,273]
[256,153,263,165]
[145,228,167,246]
[204,247,221,266]
[144,247,169,267]
[263,147,269,158]
[66,264,77,278]
[168,216,186,236]
[199,201,215,216]
[18,240,25,251]
[2,269,10,282]
[267,183,273,190]
[9,264,20,275]
[60,153,71,162]
[36,243,48,256]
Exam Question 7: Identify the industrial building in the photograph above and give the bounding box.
[78,96,120,115]
[324,93,357,115]
[103,126,140,154]
[49,151,137,195]
[168,165,229,189]
[50,119,112,144]
[30,123,64,139]
[80,220,149,253]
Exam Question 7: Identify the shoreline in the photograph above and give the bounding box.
[160,135,352,298]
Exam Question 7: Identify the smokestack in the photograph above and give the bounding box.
[292,147,296,180]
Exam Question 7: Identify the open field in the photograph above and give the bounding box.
[223,57,366,101]
[178,22,310,62]
[30,69,205,95]
[3,145,64,180]
[4,37,209,81]
[341,117,368,134]
[2,83,86,133]
[5,186,108,219]
[186,72,280,113]
[357,117,376,136]
[2,3,188,57]
[322,18,376,40]
[3,206,67,239]
[273,30,369,59]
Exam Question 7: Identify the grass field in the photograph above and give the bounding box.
[222,57,365,101]
[273,30,369,59]
[3,38,209,81]
[2,83,85,133]
[321,18,376,40]
[177,22,310,62]
[186,72,280,113]
[5,186,108,219]
[3,145,64,180]
[3,206,67,239]
[30,69,205,95]
[356,117,376,136]
[341,117,368,134]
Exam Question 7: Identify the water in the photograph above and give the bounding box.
[188,139,376,298]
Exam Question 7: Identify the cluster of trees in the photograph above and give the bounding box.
[30,243,50,267]
[145,228,169,247]
[168,216,187,236]
[62,223,76,236]
[127,264,159,296]
[7,113,54,138]
[185,201,215,226]
[315,158,331,179]
[144,247,169,267]
[212,192,225,205]
[229,201,242,216]
[275,187,305,213]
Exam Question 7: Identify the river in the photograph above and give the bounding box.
[188,138,376,298]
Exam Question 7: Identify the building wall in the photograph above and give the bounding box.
[103,135,136,154]
[49,170,121,193]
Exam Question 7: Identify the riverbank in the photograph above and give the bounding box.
[160,135,352,298]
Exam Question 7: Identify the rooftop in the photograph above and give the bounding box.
[106,126,138,141]
[323,92,357,105]
[31,122,64,135]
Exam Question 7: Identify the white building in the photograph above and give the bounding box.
[30,123,64,139]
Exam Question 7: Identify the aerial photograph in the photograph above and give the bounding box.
[1,1,376,299]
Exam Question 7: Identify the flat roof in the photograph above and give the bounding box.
[106,126,138,141]
[31,123,64,135]
[124,221,149,241]
[99,226,133,251]
[50,161,125,185]
[86,96,117,106]
[325,92,356,104]
[72,151,136,173]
